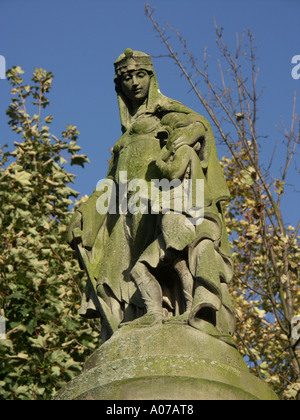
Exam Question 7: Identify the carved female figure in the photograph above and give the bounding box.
[68,49,236,345]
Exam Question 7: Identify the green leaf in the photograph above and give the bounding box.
[274,179,285,195]
[70,154,90,167]
[12,170,32,186]
[44,115,53,124]
[15,66,24,75]
[59,156,67,165]
[240,167,257,186]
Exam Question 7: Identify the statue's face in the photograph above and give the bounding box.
[120,69,151,105]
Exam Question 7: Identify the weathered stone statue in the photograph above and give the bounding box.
[57,49,277,400]
[68,49,235,344]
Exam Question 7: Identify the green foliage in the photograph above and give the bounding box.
[0,67,99,400]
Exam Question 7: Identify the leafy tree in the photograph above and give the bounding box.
[0,66,99,400]
[146,4,300,400]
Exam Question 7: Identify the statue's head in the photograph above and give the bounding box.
[114,49,161,130]
[114,49,154,104]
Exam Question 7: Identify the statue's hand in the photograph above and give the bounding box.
[173,122,205,150]
[173,134,203,151]
[173,135,193,150]
[159,145,173,162]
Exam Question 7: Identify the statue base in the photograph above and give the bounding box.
[54,324,277,400]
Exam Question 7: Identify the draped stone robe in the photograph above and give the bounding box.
[68,76,235,341]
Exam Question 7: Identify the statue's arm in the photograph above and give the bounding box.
[157,145,192,180]
[172,121,206,151]
[157,118,206,180]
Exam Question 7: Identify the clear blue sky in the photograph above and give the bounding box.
[0,0,299,226]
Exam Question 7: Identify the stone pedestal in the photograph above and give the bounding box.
[54,324,277,400]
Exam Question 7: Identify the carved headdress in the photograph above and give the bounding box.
[114,48,154,77]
